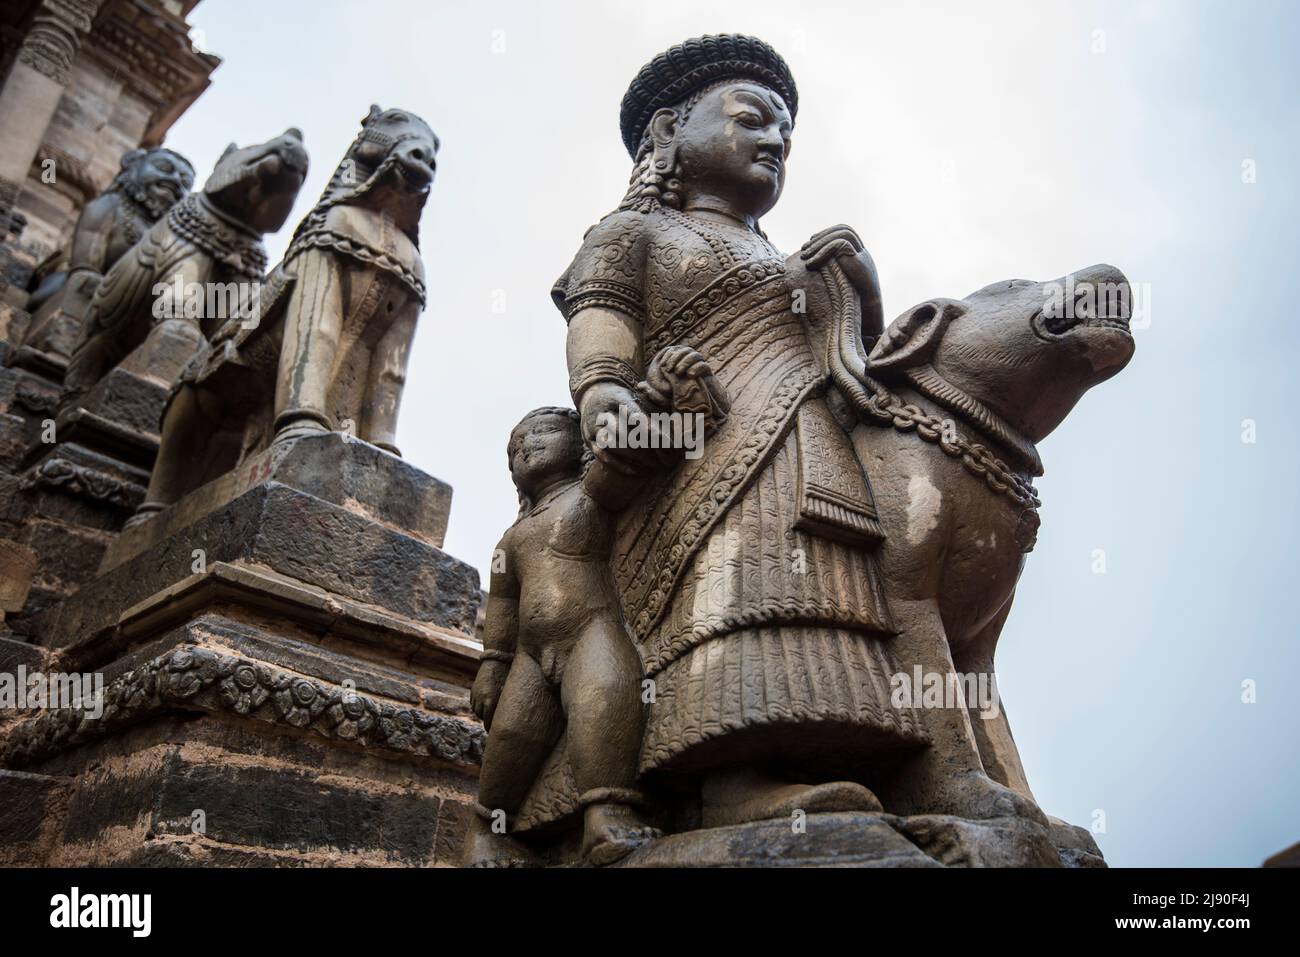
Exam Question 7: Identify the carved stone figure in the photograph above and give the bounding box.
[790,252,1136,820]
[19,147,195,361]
[62,128,309,406]
[548,34,928,832]
[130,107,436,524]
[468,35,1135,866]
[463,408,659,867]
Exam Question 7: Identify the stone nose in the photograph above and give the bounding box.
[275,135,310,173]
[398,141,436,168]
[1069,263,1131,321]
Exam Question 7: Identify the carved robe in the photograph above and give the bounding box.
[554,205,926,779]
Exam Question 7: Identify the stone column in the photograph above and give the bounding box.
[0,0,103,235]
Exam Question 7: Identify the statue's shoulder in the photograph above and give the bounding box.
[577,207,653,251]
[553,209,654,320]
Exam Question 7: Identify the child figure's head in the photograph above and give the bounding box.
[507,407,584,509]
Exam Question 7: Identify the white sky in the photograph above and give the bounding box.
[167,0,1300,867]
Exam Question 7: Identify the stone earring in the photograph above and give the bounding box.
[645,140,683,209]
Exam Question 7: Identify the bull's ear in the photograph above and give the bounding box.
[868,299,966,371]
[363,104,383,125]
[217,142,240,163]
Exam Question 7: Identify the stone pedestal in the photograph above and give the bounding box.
[0,313,108,630]
[0,432,486,866]
[0,352,162,628]
[617,811,1104,868]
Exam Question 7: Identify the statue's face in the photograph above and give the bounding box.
[131,150,195,214]
[355,109,440,195]
[673,81,793,218]
[204,129,310,234]
[509,414,582,494]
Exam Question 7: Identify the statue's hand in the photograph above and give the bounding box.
[579,380,655,474]
[801,224,878,288]
[640,345,731,432]
[470,659,510,729]
[800,224,863,268]
[800,224,884,338]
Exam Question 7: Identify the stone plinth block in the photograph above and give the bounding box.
[3,565,483,864]
[103,431,452,572]
[618,810,1100,868]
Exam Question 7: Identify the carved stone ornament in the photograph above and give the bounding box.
[16,0,103,86]
[0,645,485,770]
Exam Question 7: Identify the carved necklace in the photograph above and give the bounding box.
[167,193,268,280]
[815,255,1040,521]
[903,365,1043,477]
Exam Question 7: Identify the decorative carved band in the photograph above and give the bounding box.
[20,457,146,509]
[0,645,486,769]
[16,0,103,86]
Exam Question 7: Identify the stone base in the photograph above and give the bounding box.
[0,434,486,866]
[102,430,452,572]
[34,366,170,468]
[0,338,137,628]
[618,810,1104,868]
[0,597,482,866]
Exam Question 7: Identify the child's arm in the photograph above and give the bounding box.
[470,533,521,729]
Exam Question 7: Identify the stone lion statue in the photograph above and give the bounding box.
[130,106,438,524]
[20,147,196,361]
[62,128,310,406]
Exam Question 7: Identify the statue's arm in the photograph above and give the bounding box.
[67,195,115,275]
[482,535,521,656]
[472,534,521,727]
[566,306,649,469]
[800,225,885,343]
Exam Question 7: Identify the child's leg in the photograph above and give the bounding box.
[477,653,563,817]
[561,619,644,793]
[561,619,658,864]
[464,653,562,867]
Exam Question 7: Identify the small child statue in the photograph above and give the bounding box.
[463,406,659,866]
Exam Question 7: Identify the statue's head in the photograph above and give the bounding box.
[618,35,798,221]
[203,128,310,236]
[869,264,1137,450]
[350,105,439,196]
[507,407,584,508]
[114,148,195,219]
[293,106,439,249]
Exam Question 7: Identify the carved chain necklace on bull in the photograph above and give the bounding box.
[817,258,1043,553]
[166,194,268,282]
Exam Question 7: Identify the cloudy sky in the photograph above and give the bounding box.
[167,0,1300,867]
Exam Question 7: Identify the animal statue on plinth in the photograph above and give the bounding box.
[19,148,196,363]
[463,34,1136,867]
[791,248,1135,819]
[129,107,437,525]
[62,129,309,406]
